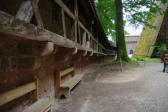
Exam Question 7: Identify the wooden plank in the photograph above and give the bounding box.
[0,82,36,106]
[15,0,34,22]
[23,98,51,112]
[61,74,84,90]
[60,67,74,78]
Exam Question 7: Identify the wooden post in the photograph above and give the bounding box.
[120,58,123,72]
[86,35,90,48]
[32,0,44,28]
[33,79,39,101]
[78,25,81,44]
[74,0,78,42]
[16,0,34,22]
[62,8,66,38]
[97,38,99,52]
[55,71,61,98]
[74,21,78,42]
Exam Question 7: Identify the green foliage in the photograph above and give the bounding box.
[155,44,167,57]
[96,0,116,40]
[123,0,168,28]
[158,44,166,52]
[96,0,168,40]
[95,0,167,62]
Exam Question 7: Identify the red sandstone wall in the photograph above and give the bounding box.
[0,34,104,112]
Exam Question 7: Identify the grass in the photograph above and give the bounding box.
[131,57,161,62]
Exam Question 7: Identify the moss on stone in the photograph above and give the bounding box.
[134,2,168,58]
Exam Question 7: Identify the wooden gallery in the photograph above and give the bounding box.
[0,0,116,112]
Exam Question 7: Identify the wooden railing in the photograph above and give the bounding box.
[53,0,106,54]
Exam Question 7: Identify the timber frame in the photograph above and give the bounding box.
[0,0,116,111]
[0,0,116,56]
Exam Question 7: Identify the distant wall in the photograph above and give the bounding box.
[125,36,139,55]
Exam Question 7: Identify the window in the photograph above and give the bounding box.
[130,49,133,54]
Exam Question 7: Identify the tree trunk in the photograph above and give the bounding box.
[114,0,129,62]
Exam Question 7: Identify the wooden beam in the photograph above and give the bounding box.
[61,9,66,37]
[53,0,106,52]
[0,82,36,106]
[78,21,106,50]
[32,0,44,28]
[51,0,107,52]
[15,0,34,22]
[0,11,106,55]
[53,0,75,20]
[53,0,106,51]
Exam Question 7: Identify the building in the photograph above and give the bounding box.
[0,0,116,112]
[125,35,140,58]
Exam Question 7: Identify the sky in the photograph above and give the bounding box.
[125,23,143,36]
[108,23,144,41]
[123,5,149,36]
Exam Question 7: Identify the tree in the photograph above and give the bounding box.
[123,0,167,28]
[96,0,128,41]
[96,0,168,61]
[114,0,130,62]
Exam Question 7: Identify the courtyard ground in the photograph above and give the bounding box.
[54,62,168,112]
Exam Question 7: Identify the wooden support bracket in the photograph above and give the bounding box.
[82,50,88,56]
[41,42,54,56]
[89,51,94,56]
[72,48,78,55]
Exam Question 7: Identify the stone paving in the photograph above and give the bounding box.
[55,62,168,112]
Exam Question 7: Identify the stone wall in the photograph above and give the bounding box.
[125,36,139,55]
[0,34,107,112]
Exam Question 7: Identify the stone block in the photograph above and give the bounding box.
[17,40,39,56]
[17,57,41,70]
[0,58,10,72]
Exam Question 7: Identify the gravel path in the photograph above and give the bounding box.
[55,62,168,112]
